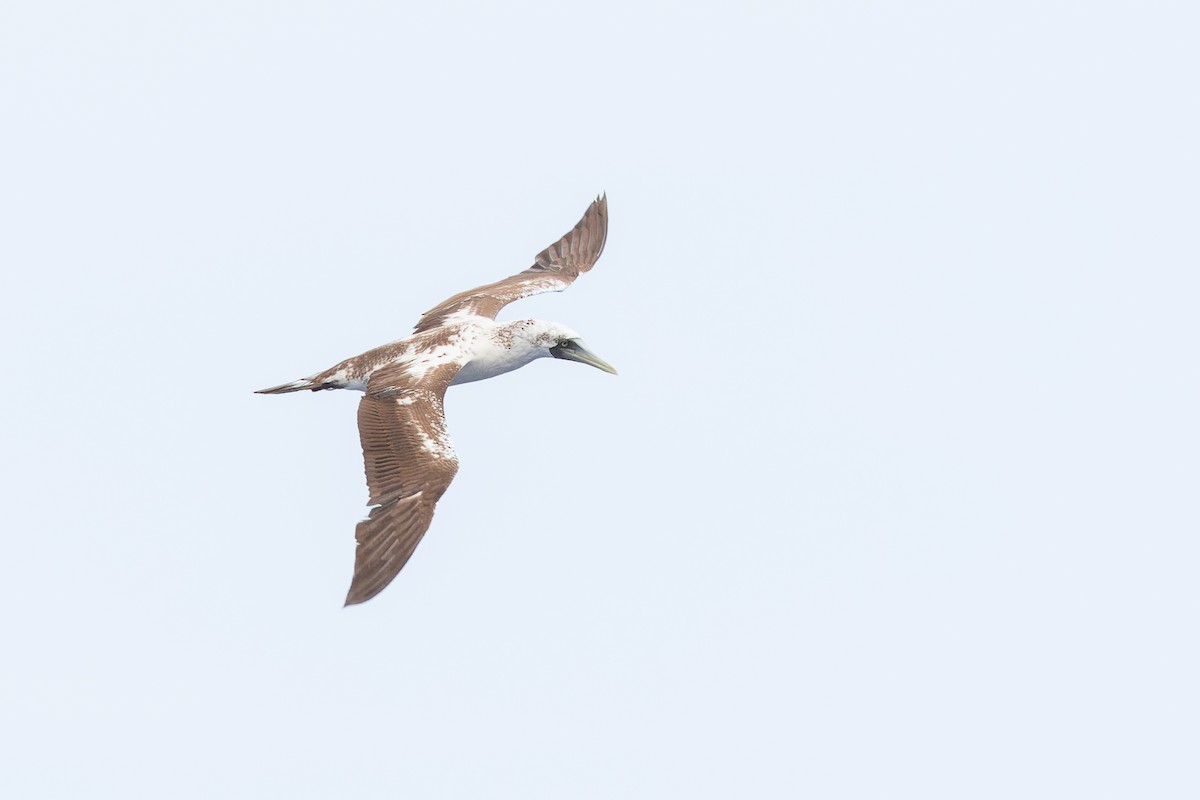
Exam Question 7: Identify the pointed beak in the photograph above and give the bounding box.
[549,338,618,375]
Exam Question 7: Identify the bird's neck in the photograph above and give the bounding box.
[449,321,550,386]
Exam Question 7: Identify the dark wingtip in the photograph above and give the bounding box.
[344,587,370,607]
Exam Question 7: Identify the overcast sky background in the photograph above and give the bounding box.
[2,1,1198,797]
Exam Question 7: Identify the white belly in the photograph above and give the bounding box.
[450,340,544,385]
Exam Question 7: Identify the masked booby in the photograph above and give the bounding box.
[257,195,615,605]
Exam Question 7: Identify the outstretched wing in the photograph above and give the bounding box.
[346,363,461,606]
[413,194,608,334]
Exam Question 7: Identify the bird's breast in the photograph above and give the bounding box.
[450,337,543,385]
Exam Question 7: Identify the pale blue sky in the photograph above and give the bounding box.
[2,1,1198,797]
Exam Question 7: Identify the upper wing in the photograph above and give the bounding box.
[413,194,608,334]
[346,363,461,606]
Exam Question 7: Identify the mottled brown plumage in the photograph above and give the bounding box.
[348,363,460,605]
[257,195,615,606]
[414,194,607,333]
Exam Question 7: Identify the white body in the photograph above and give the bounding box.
[297,318,582,393]
[450,318,579,385]
[451,335,545,384]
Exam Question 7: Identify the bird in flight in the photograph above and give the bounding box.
[257,195,615,605]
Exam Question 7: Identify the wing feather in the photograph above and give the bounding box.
[345,363,460,606]
[413,194,608,333]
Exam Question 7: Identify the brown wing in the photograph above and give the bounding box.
[413,194,608,334]
[346,363,461,606]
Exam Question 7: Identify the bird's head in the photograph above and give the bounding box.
[515,320,618,375]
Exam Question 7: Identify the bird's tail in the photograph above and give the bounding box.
[255,377,326,394]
